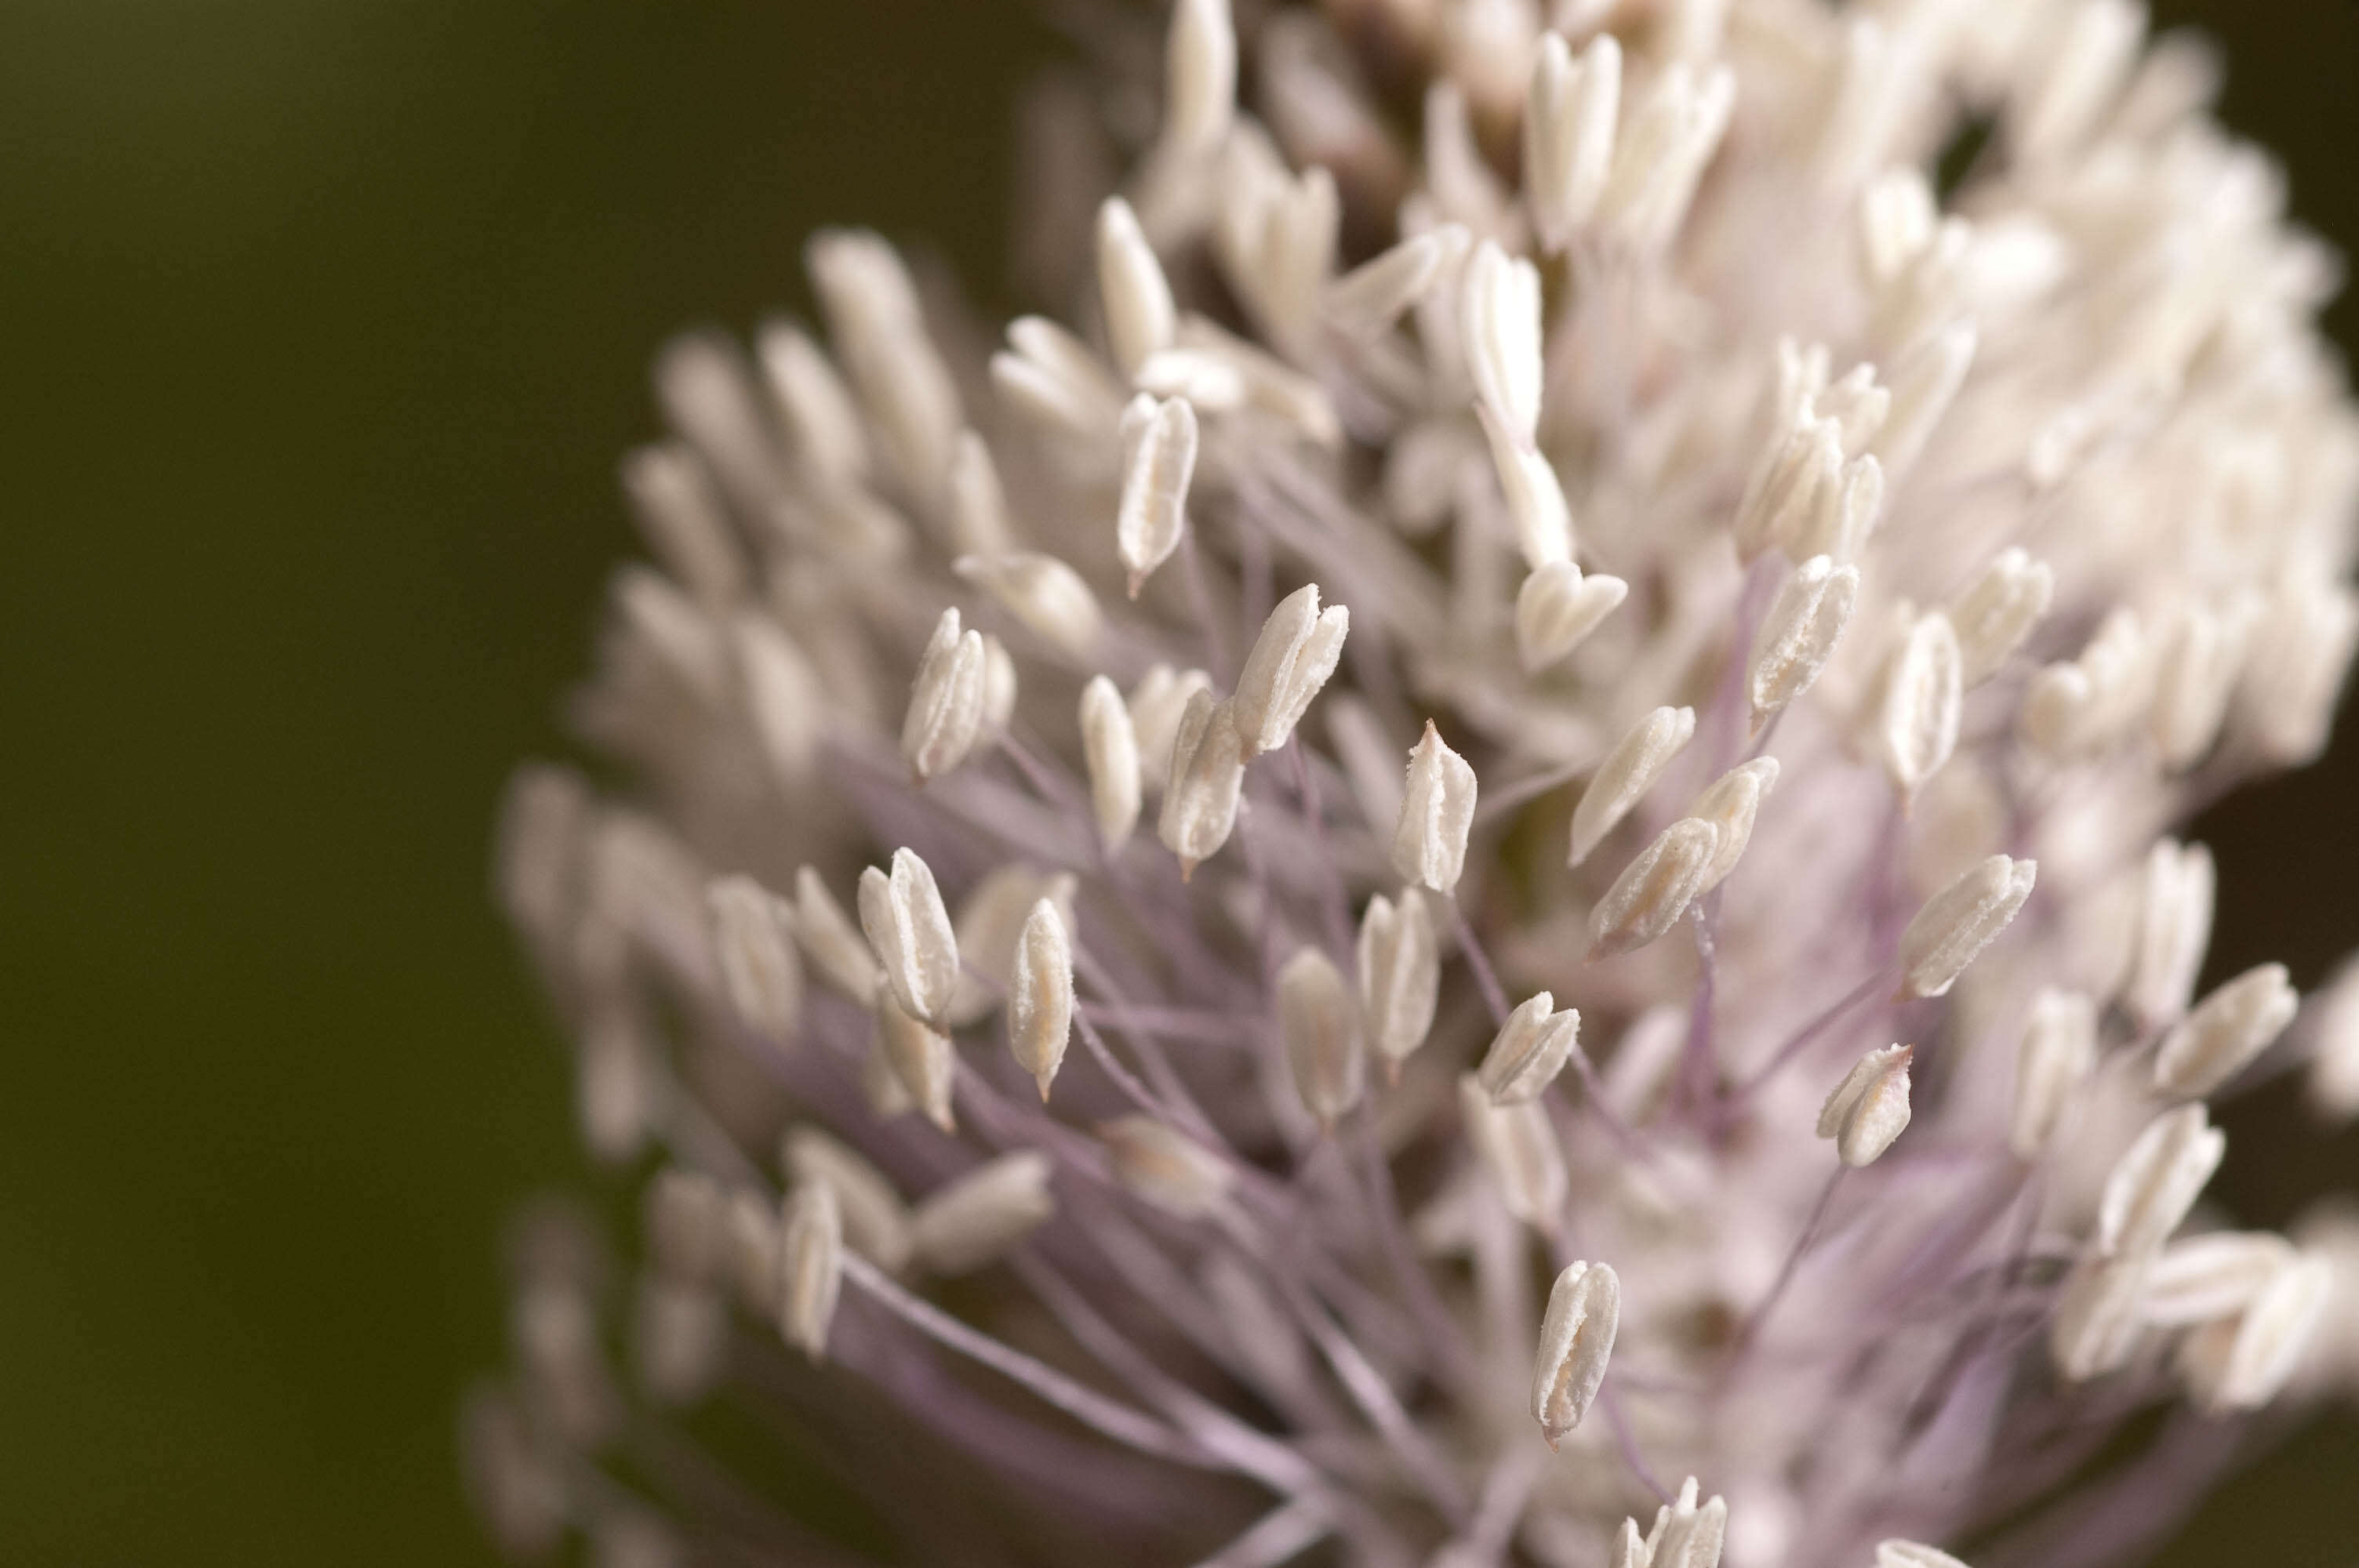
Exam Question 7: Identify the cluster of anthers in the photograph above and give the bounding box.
[471,2,2359,1565]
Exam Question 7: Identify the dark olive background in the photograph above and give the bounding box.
[2,2,2353,1562]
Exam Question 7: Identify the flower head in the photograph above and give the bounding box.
[479,3,2359,1564]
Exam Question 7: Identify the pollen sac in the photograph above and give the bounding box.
[1896,854,2037,1000]
[1231,583,1349,754]
[944,430,1012,556]
[1875,1542,1971,1568]
[2153,961,2297,1099]
[1632,1476,1728,1568]
[1008,898,1074,1101]
[910,1151,1056,1276]
[1325,227,1463,340]
[1358,892,1440,1072]
[1951,546,2055,688]
[1393,721,1478,894]
[1158,689,1248,875]
[1078,675,1143,851]
[1460,241,1543,445]
[1871,608,1963,800]
[706,874,803,1044]
[900,607,987,782]
[1096,197,1175,380]
[1734,415,1841,563]
[1532,1259,1620,1447]
[1816,1044,1915,1167]
[1570,705,1697,868]
[2143,1232,2298,1327]
[1868,321,1976,480]
[953,551,1103,660]
[1525,31,1621,252]
[1477,406,1575,569]
[1100,1116,1232,1218]
[1748,555,1859,720]
[2051,1250,2152,1381]
[856,848,961,1029]
[1688,757,1778,894]
[1278,949,1365,1128]
[2149,601,2248,772]
[2098,1103,2225,1259]
[2175,1250,2333,1413]
[873,985,957,1133]
[779,1180,843,1361]
[1517,561,1627,673]
[1459,1074,1566,1231]
[2124,838,2215,1029]
[2011,988,2098,1160]
[783,1126,914,1276]
[1114,394,1198,598]
[1128,663,1214,787]
[1478,992,1583,1105]
[1588,817,1720,960]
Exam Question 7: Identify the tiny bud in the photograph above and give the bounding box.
[1876,1542,1970,1568]
[780,1181,843,1360]
[1570,705,1696,868]
[1009,899,1074,1101]
[2125,839,2214,1029]
[1872,608,1963,800]
[1358,892,1440,1071]
[1393,721,1478,894]
[1461,241,1544,445]
[1232,583,1349,754]
[783,1127,914,1275]
[2143,1232,2298,1327]
[1325,227,1463,340]
[706,875,803,1044]
[910,1151,1056,1276]
[2154,962,2297,1098]
[2052,1251,2151,1381]
[1158,690,1248,875]
[1459,1074,1566,1230]
[857,848,961,1029]
[1517,562,1627,672]
[1589,818,1721,960]
[1100,1116,1233,1218]
[1951,547,2055,688]
[954,551,1102,660]
[1748,556,1859,719]
[1817,1044,1914,1167]
[2098,1103,2225,1259]
[1525,32,1621,250]
[2011,988,2098,1160]
[872,987,956,1132]
[1096,198,1174,379]
[2177,1250,2333,1413]
[1532,1259,1620,1447]
[1688,758,1778,894]
[1278,949,1365,1128]
[902,608,987,781]
[1478,992,1583,1105]
[1078,676,1143,850]
[1896,854,2036,1000]
[1114,395,1198,597]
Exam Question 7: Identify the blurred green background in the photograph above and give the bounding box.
[2,1,2353,1562]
